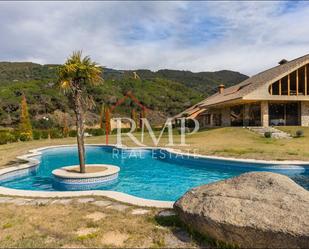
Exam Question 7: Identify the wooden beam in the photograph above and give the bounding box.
[296,69,299,96]
[279,79,282,95]
[270,84,273,95]
[305,65,308,96]
[288,74,291,95]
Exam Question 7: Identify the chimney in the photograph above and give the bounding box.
[278,59,288,65]
[218,84,225,94]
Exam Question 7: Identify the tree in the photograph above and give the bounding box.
[131,108,138,128]
[99,104,105,129]
[139,107,146,129]
[63,113,69,138]
[58,51,103,173]
[19,94,33,140]
[105,105,111,134]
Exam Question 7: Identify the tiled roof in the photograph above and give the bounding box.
[174,54,309,118]
[199,54,309,107]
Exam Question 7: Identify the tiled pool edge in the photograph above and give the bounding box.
[0,144,308,208]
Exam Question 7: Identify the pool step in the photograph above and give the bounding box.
[247,127,292,139]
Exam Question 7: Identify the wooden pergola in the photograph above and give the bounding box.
[269,64,308,96]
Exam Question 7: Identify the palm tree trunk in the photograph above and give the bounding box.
[74,90,86,173]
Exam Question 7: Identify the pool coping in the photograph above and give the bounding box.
[0,144,309,208]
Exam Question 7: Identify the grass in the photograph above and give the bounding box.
[0,198,203,248]
[276,126,309,137]
[1,127,309,169]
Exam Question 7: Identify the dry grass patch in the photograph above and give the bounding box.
[0,198,202,248]
[101,231,129,247]
[85,212,106,221]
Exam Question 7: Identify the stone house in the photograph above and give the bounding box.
[174,54,309,127]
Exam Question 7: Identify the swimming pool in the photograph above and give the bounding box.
[0,145,308,201]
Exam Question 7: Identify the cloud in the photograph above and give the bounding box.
[0,1,308,75]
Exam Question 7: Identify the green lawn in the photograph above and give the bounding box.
[1,127,309,170]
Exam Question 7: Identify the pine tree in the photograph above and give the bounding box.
[19,94,33,140]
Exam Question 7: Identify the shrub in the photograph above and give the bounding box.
[295,130,304,138]
[32,130,42,140]
[69,130,77,137]
[49,129,63,139]
[41,130,49,139]
[8,130,20,142]
[0,132,17,144]
[264,131,272,138]
[85,128,105,136]
[6,133,18,143]
[111,128,131,134]
[0,133,8,145]
[19,132,32,141]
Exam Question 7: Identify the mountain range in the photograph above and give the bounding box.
[0,62,248,128]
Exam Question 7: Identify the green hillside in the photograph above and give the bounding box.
[0,62,248,128]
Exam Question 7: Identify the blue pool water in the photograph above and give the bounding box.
[1,146,309,201]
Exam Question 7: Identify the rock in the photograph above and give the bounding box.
[131,209,150,215]
[28,199,50,205]
[92,200,112,207]
[106,204,129,212]
[157,210,176,217]
[51,199,73,205]
[164,229,193,248]
[174,172,309,248]
[10,198,32,205]
[77,198,95,203]
[0,197,13,203]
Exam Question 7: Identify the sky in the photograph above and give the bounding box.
[0,1,309,75]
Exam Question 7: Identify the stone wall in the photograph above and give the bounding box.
[221,107,231,126]
[301,101,309,126]
[261,101,269,127]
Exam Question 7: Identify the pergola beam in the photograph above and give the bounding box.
[296,69,299,96]
[288,74,291,96]
[305,65,308,96]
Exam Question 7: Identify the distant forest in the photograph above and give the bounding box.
[0,62,248,128]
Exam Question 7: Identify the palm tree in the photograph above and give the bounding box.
[58,51,103,173]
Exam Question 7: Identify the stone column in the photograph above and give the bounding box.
[243,104,250,127]
[210,114,214,127]
[261,101,269,127]
[221,107,231,126]
[301,101,309,126]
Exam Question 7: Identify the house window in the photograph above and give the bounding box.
[269,102,300,126]
[213,114,222,126]
[230,105,244,126]
[268,64,308,96]
[249,104,261,126]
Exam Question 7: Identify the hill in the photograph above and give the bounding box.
[0,62,248,128]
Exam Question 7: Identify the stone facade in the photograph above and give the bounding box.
[301,101,309,126]
[261,101,269,127]
[221,107,231,126]
[196,101,309,128]
[243,104,250,126]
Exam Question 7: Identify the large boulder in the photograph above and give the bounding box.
[174,172,309,248]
